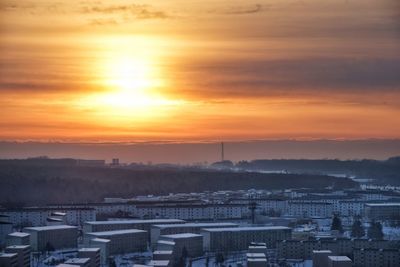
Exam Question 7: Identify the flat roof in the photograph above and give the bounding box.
[148,260,170,266]
[247,258,267,262]
[24,225,77,231]
[202,226,291,232]
[8,232,30,237]
[153,251,173,255]
[246,253,266,258]
[87,229,146,236]
[328,256,352,262]
[65,258,91,264]
[161,233,202,239]
[5,245,30,249]
[153,222,238,229]
[157,240,175,246]
[365,203,400,207]
[79,248,100,252]
[0,253,18,258]
[85,219,184,225]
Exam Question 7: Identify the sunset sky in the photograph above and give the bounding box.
[1,0,400,142]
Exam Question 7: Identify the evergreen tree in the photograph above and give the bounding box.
[215,253,225,266]
[331,214,344,233]
[368,221,384,240]
[351,219,365,238]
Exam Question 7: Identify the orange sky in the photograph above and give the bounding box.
[0,0,400,142]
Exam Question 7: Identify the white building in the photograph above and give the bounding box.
[85,229,147,255]
[150,222,238,245]
[202,226,292,252]
[23,225,78,251]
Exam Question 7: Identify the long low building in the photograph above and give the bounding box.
[83,219,185,234]
[201,226,291,252]
[150,222,238,245]
[23,225,78,251]
[365,203,400,220]
[85,229,147,255]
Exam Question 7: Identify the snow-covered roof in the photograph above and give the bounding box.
[65,258,91,264]
[152,222,238,229]
[90,238,111,243]
[365,203,400,207]
[161,233,202,239]
[87,229,146,236]
[8,232,30,237]
[78,248,100,252]
[328,256,352,262]
[85,219,184,225]
[24,225,77,231]
[202,226,290,232]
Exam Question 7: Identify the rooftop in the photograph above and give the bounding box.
[202,226,291,232]
[152,222,238,229]
[65,258,91,264]
[78,248,100,252]
[24,225,77,231]
[87,229,146,236]
[85,219,184,225]
[8,232,30,237]
[161,233,202,239]
[328,256,352,262]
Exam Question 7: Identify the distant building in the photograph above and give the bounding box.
[365,203,400,220]
[23,225,78,251]
[0,253,18,267]
[64,258,91,267]
[4,245,31,267]
[153,250,173,261]
[160,233,203,260]
[0,207,95,227]
[111,158,119,166]
[353,248,400,267]
[312,250,333,267]
[327,256,352,267]
[0,221,13,247]
[6,232,30,246]
[88,238,110,266]
[150,222,238,245]
[85,229,147,255]
[78,248,101,267]
[201,226,291,252]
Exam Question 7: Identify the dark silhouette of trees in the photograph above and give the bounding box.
[331,214,344,233]
[368,221,384,240]
[351,219,365,238]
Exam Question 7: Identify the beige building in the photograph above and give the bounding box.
[23,225,78,251]
[85,229,147,255]
[202,226,291,252]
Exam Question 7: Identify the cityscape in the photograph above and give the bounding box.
[1,0,400,266]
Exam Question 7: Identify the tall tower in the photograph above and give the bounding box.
[221,142,224,162]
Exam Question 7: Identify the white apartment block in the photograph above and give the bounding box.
[202,226,292,252]
[23,225,78,251]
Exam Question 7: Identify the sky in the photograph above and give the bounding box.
[1,0,400,143]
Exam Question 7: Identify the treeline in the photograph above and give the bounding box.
[0,159,357,206]
[233,156,400,185]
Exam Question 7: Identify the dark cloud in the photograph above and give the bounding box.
[224,4,263,15]
[81,4,169,19]
[179,57,400,97]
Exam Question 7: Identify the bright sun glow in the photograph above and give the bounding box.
[77,36,183,121]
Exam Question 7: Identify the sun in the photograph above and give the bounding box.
[75,36,183,121]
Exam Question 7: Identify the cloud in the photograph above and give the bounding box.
[81,3,169,19]
[224,4,263,15]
